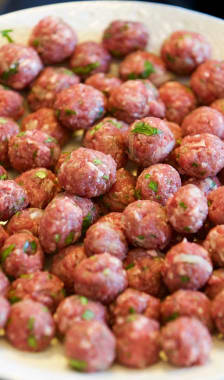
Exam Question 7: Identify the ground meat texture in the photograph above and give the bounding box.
[160,317,211,366]
[205,269,224,299]
[166,184,208,234]
[54,295,107,335]
[74,253,127,304]
[114,315,160,368]
[0,232,43,278]
[9,130,61,172]
[0,225,9,249]
[54,84,106,131]
[29,16,77,64]
[0,164,8,180]
[6,299,55,352]
[159,81,197,124]
[102,168,136,212]
[128,117,175,167]
[6,208,43,237]
[99,212,125,231]
[15,168,59,209]
[123,200,172,250]
[51,245,86,292]
[0,180,29,221]
[161,30,211,75]
[0,87,24,120]
[211,290,224,334]
[0,117,19,166]
[162,239,212,292]
[211,98,224,115]
[65,320,115,372]
[166,121,183,147]
[58,147,116,198]
[0,268,10,296]
[0,43,43,90]
[85,73,122,96]
[183,176,220,196]
[136,164,181,206]
[7,271,64,312]
[203,225,224,267]
[174,133,224,178]
[102,20,148,57]
[28,67,79,112]
[0,296,10,328]
[207,187,224,225]
[191,60,224,105]
[39,197,82,254]
[54,151,72,174]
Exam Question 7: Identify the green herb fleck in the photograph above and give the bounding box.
[134,189,141,200]
[179,201,187,210]
[69,358,87,371]
[93,159,103,165]
[184,226,191,232]
[82,212,92,235]
[28,317,35,332]
[149,233,157,238]
[1,61,19,81]
[0,117,7,124]
[180,275,190,283]
[42,306,48,312]
[207,199,212,207]
[126,314,137,322]
[192,162,199,168]
[129,307,136,314]
[148,180,158,193]
[125,262,135,270]
[166,311,179,322]
[30,241,37,253]
[89,122,103,135]
[45,137,56,143]
[131,121,162,136]
[72,62,100,75]
[9,295,21,304]
[17,132,26,137]
[65,109,77,116]
[0,174,7,180]
[145,173,151,179]
[82,310,95,320]
[54,234,61,243]
[1,29,14,43]
[103,268,110,276]
[104,32,111,40]
[166,53,175,63]
[141,60,155,79]
[137,235,145,240]
[55,109,61,118]
[65,231,74,245]
[79,296,88,305]
[128,73,138,80]
[103,175,109,180]
[32,39,40,47]
[1,244,15,262]
[62,68,74,76]
[35,170,47,179]
[27,335,37,349]
[32,150,37,160]
[20,273,33,279]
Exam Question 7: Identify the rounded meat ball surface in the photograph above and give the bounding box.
[205,269,224,299]
[54,84,106,131]
[54,295,107,335]
[136,164,181,206]
[0,225,9,249]
[85,73,122,96]
[0,164,8,180]
[0,268,10,296]
[183,176,220,196]
[0,180,29,221]
[65,320,115,372]
[160,317,212,366]
[182,107,224,138]
[6,299,55,352]
[162,239,213,292]
[58,147,116,198]
[114,314,160,368]
[99,212,125,231]
[211,290,224,334]
[211,98,224,116]
[74,253,127,304]
[166,121,183,147]
[29,16,77,64]
[174,133,224,178]
[207,187,224,225]
[0,43,43,90]
[161,30,211,74]
[203,225,224,267]
[6,208,44,237]
[0,296,10,328]
[0,117,19,166]
[0,87,24,120]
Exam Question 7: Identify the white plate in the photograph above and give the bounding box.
[0,1,224,380]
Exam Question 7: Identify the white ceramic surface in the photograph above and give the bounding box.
[0,2,224,380]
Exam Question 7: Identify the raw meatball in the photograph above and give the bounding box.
[0,180,29,221]
[203,225,224,267]
[161,30,211,74]
[160,317,212,366]
[207,187,224,225]
[74,253,127,304]
[28,67,79,111]
[6,299,55,351]
[136,164,181,206]
[159,81,197,124]
[85,73,122,96]
[174,133,224,178]
[166,121,183,146]
[99,212,125,231]
[0,268,10,296]
[211,290,224,334]
[0,225,9,249]
[114,315,160,368]
[205,269,224,299]
[0,117,19,166]
[0,43,43,90]
[183,176,220,196]
[190,60,224,104]
[54,84,106,131]
[54,151,72,174]
[0,87,24,120]
[128,117,175,167]
[6,208,43,237]
[0,296,10,328]
[211,98,224,115]
[58,147,116,198]
[29,16,77,64]
[0,164,8,180]
[15,168,59,209]
[162,239,213,292]
[0,231,43,278]
[182,107,224,138]
[65,320,115,372]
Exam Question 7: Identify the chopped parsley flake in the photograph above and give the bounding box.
[125,262,135,270]
[93,159,102,165]
[65,109,77,116]
[32,39,40,47]
[89,122,103,135]
[82,310,95,320]
[166,311,179,322]
[134,189,141,200]
[27,335,37,349]
[28,317,35,331]
[126,315,137,322]
[54,234,61,243]
[103,175,109,180]
[35,170,47,179]
[72,62,100,75]
[145,173,151,179]
[103,268,110,276]
[45,137,56,143]
[184,226,191,232]
[148,180,158,193]
[129,307,136,314]
[131,121,162,136]
[137,235,145,240]
[1,244,15,262]
[166,53,175,63]
[207,200,212,207]
[69,358,87,371]
[141,60,155,79]
[180,275,190,283]
[179,201,187,210]
[1,61,19,81]
[0,117,7,124]
[79,296,88,305]
[82,212,92,235]
[1,29,14,43]
[65,231,74,245]
[0,174,7,180]
[192,162,199,168]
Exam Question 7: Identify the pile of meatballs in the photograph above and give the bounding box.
[1,15,224,373]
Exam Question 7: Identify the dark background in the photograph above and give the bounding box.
[0,0,223,19]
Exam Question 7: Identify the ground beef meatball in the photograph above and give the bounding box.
[205,269,224,299]
[166,121,183,147]
[15,168,59,209]
[0,268,10,296]
[160,317,212,366]
[0,43,43,90]
[114,314,160,368]
[7,271,64,312]
[123,200,172,250]
[211,98,224,115]
[128,117,175,167]
[136,164,181,206]
[51,245,86,292]
[0,296,10,328]
[1,231,43,278]
[183,176,220,196]
[159,81,197,124]
[85,73,122,96]
[54,295,107,335]
[6,208,43,237]
[0,87,24,120]
[211,290,224,334]
[162,239,213,292]
[28,67,79,111]
[207,187,224,225]
[39,196,83,254]
[174,133,224,178]
[58,147,116,198]
[83,117,128,169]
[74,253,127,304]
[54,84,106,131]
[99,212,125,231]
[6,299,55,352]
[203,225,224,267]
[190,60,224,105]
[54,151,72,174]
[0,117,19,166]
[9,130,61,172]
[0,225,9,249]
[0,164,8,180]
[161,30,211,74]
[29,16,77,64]
[65,320,115,372]
[0,180,29,221]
